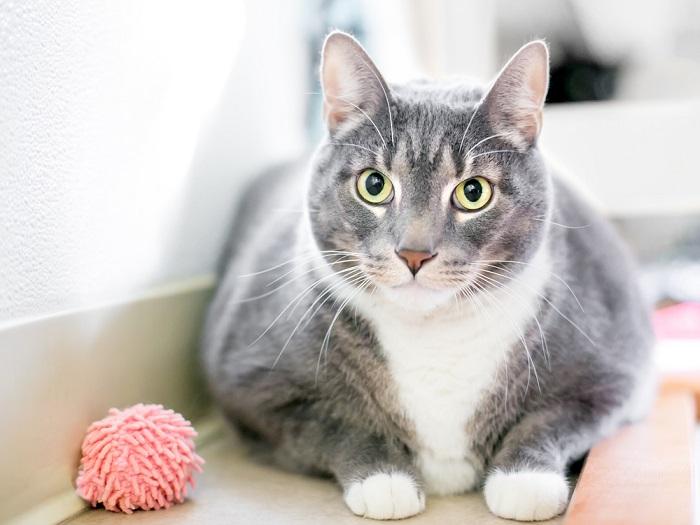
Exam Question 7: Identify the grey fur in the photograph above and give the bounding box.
[201,32,653,519]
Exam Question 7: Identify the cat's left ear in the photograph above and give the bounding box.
[481,40,549,147]
[320,31,392,133]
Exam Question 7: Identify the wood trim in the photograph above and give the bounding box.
[564,390,695,525]
[662,372,700,419]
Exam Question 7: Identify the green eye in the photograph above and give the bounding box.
[356,169,394,204]
[453,176,493,211]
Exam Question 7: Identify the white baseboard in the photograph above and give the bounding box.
[0,276,216,524]
[9,490,86,525]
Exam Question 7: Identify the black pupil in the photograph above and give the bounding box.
[463,179,483,202]
[365,173,385,196]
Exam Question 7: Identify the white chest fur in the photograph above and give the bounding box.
[351,253,550,495]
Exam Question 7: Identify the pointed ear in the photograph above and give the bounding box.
[482,40,549,147]
[320,31,391,132]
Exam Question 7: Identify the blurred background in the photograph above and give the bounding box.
[3,0,700,325]
[2,1,700,522]
[4,0,700,325]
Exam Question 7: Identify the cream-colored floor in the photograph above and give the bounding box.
[65,430,563,525]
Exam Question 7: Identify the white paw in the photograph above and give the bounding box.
[344,472,426,520]
[484,470,568,521]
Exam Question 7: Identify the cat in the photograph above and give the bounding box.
[201,31,654,521]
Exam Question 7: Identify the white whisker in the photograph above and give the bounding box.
[533,217,591,230]
[458,102,482,154]
[476,264,596,348]
[325,142,382,157]
[271,269,366,369]
[238,250,362,278]
[325,94,388,150]
[247,265,361,347]
[266,255,360,288]
[300,271,369,331]
[315,278,371,383]
[284,266,362,320]
[271,208,309,214]
[456,279,511,408]
[469,149,521,161]
[463,132,509,160]
[473,259,585,313]
[475,270,551,370]
[237,251,317,278]
[358,56,394,147]
[234,255,361,304]
[470,276,541,394]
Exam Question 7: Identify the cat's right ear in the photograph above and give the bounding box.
[481,40,550,148]
[320,31,391,133]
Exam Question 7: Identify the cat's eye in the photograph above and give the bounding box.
[356,169,394,205]
[452,176,493,211]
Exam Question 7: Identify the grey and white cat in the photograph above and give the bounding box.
[202,32,654,521]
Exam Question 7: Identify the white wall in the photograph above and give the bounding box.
[541,99,700,217]
[0,0,307,326]
[1,1,308,520]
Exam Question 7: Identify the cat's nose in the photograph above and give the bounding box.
[396,249,437,276]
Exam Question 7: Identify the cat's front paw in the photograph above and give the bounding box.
[484,469,568,521]
[344,471,426,520]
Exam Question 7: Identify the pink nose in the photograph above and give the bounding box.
[396,249,436,276]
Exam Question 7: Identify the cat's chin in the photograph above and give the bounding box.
[379,282,455,313]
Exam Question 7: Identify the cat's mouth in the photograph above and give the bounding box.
[389,271,473,292]
[357,257,476,310]
[380,279,456,311]
[393,280,425,290]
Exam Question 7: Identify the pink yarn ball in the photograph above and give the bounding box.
[75,404,204,513]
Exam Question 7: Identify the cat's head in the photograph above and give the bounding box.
[308,31,551,311]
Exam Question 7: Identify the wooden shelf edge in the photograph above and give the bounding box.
[564,390,695,525]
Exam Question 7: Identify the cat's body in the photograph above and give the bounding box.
[202,34,654,521]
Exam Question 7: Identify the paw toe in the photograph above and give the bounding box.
[344,472,425,520]
[484,470,568,521]
[344,481,367,516]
